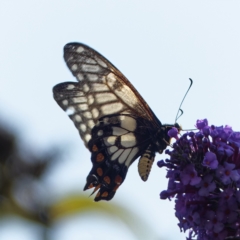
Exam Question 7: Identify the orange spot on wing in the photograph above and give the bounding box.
[88,183,94,189]
[91,184,101,196]
[96,191,101,198]
[101,191,109,198]
[93,184,101,192]
[97,168,103,176]
[96,153,104,162]
[92,145,98,152]
[115,175,122,185]
[103,176,111,184]
[113,185,119,192]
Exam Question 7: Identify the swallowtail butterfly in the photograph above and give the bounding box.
[53,43,180,201]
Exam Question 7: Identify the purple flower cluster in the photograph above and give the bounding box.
[158,119,240,240]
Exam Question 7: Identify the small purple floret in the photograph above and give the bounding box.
[216,162,240,184]
[180,164,201,186]
[196,119,208,130]
[198,175,216,196]
[202,152,218,169]
[168,127,179,139]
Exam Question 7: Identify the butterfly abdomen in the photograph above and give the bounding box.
[138,145,155,181]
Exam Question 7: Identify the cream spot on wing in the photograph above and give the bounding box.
[76,46,84,53]
[95,93,117,104]
[101,76,106,83]
[121,133,136,148]
[91,83,109,92]
[85,133,91,142]
[62,100,68,105]
[71,64,78,71]
[119,148,131,164]
[87,95,94,105]
[85,58,97,64]
[77,73,84,81]
[73,97,87,103]
[101,102,123,115]
[82,64,100,72]
[87,120,95,129]
[109,146,118,153]
[121,110,131,114]
[87,74,98,81]
[107,136,117,145]
[106,73,117,87]
[75,91,84,96]
[119,115,125,121]
[121,116,137,131]
[112,127,128,136]
[97,130,103,136]
[66,107,75,115]
[104,136,117,146]
[125,147,139,167]
[78,104,88,111]
[83,84,90,92]
[74,115,82,122]
[80,124,87,132]
[83,111,92,119]
[95,57,108,68]
[66,84,75,90]
[92,108,99,118]
[111,149,124,161]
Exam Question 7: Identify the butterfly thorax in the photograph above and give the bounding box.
[154,123,181,154]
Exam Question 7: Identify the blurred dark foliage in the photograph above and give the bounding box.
[0,124,60,226]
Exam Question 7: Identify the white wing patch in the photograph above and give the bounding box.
[74,115,82,122]
[76,46,84,53]
[125,147,139,167]
[121,133,136,148]
[101,102,124,115]
[120,116,137,131]
[90,115,141,167]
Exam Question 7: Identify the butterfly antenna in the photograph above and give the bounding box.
[175,78,193,123]
[176,109,183,121]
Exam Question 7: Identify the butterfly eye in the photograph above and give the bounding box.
[53,42,179,201]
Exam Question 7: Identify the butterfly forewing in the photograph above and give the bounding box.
[63,43,159,122]
[53,42,177,201]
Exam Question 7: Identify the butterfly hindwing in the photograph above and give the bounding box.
[85,114,153,201]
[53,42,179,201]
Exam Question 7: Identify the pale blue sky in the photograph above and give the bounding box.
[1,1,240,239]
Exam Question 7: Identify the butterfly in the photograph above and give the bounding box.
[53,42,180,201]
